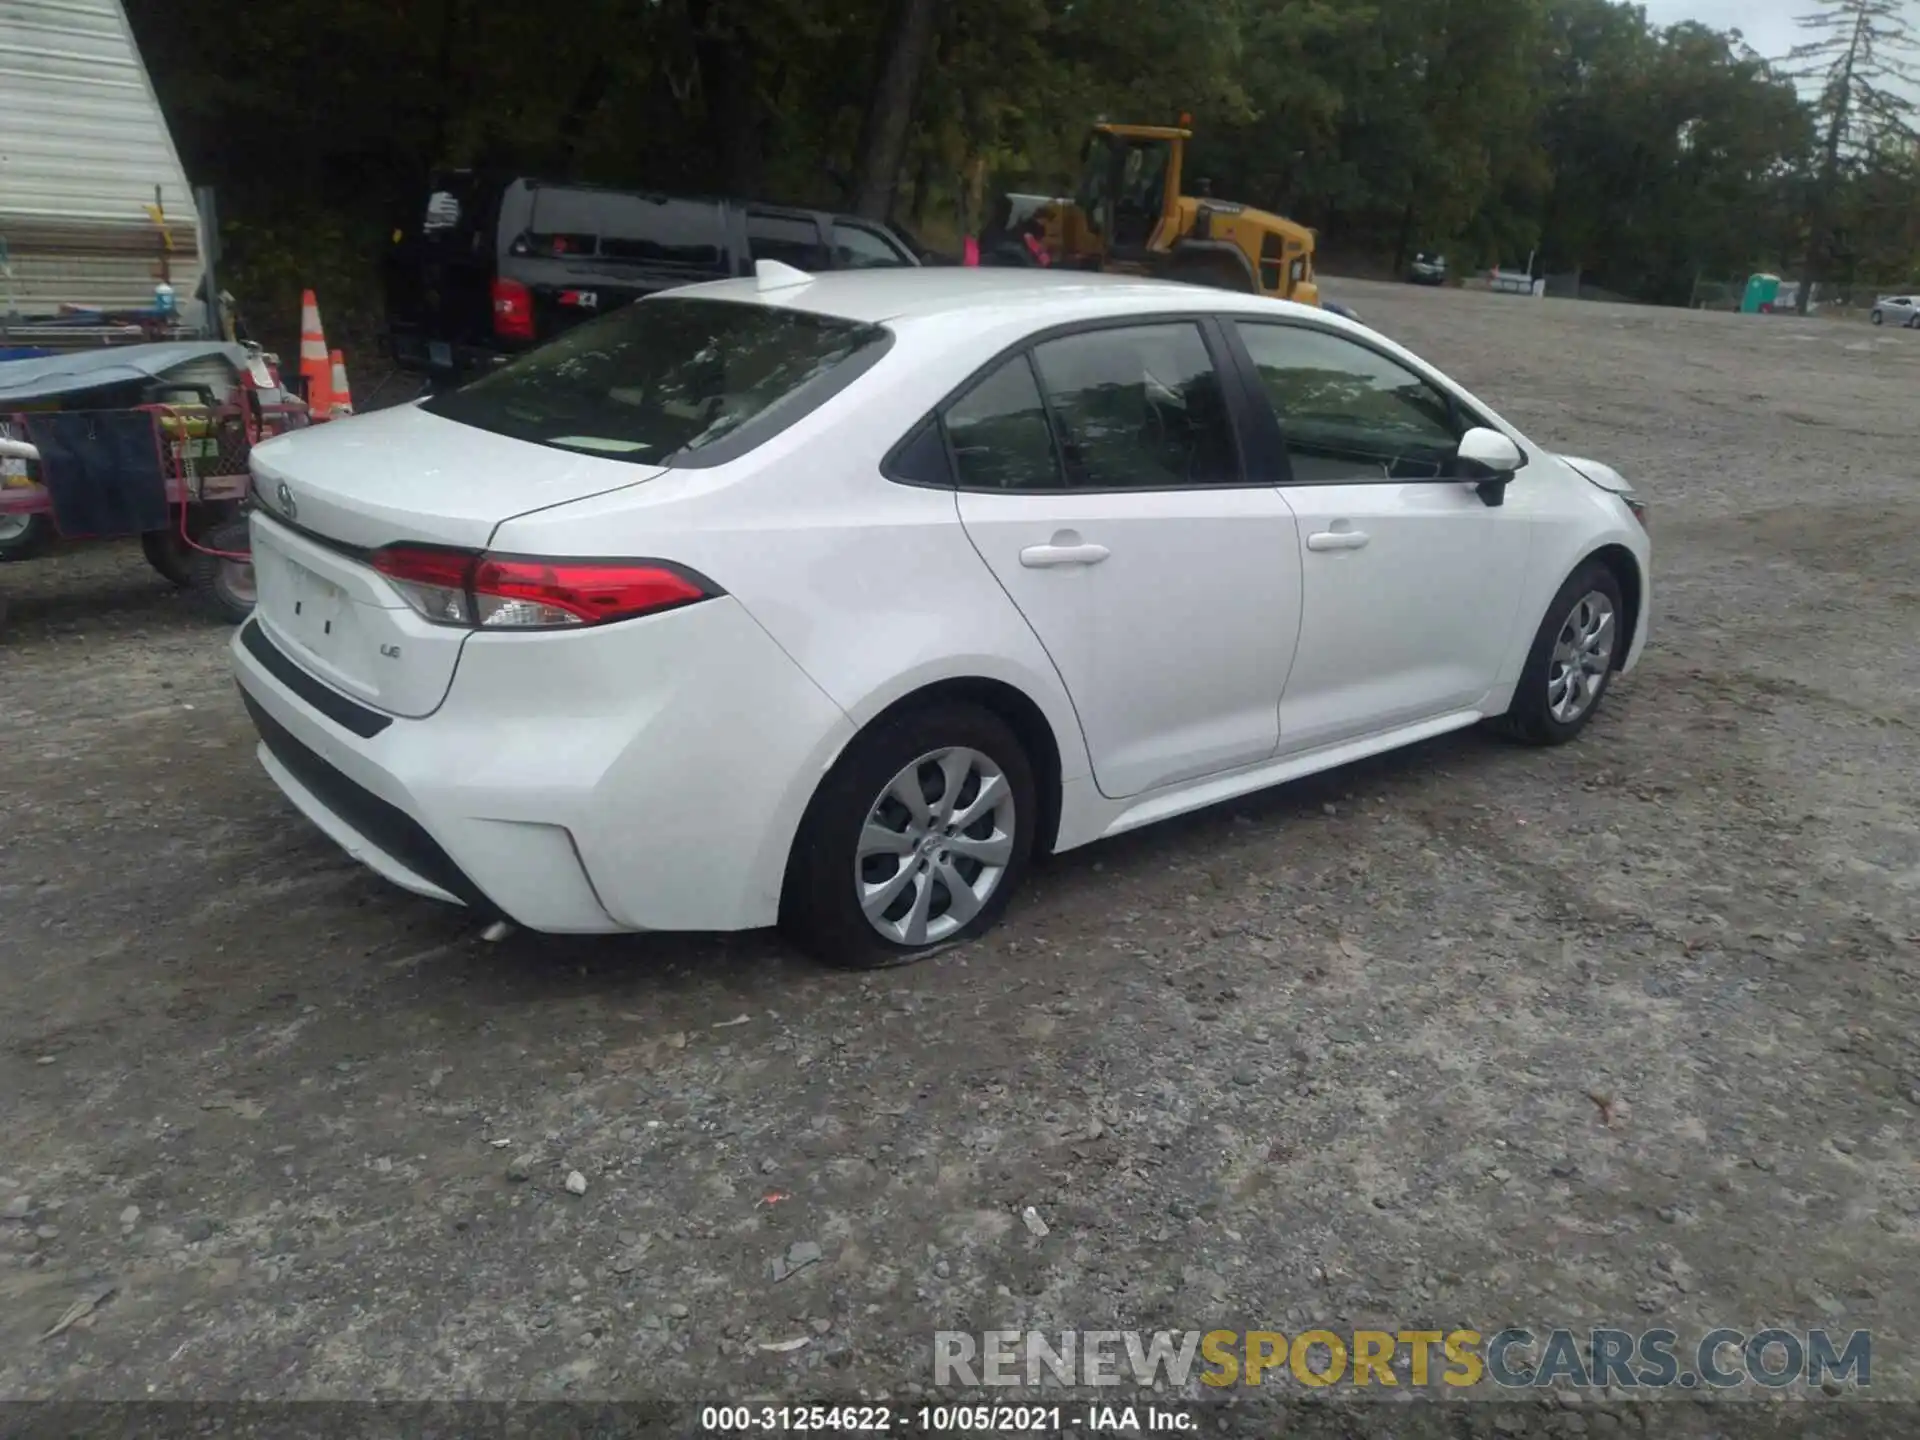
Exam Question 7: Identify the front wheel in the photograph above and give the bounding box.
[1489,560,1627,746]
[1871,309,1884,325]
[780,703,1037,968]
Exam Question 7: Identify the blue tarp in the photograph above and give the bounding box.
[0,341,248,405]
[22,411,170,538]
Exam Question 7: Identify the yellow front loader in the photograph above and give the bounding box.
[1022,118,1326,307]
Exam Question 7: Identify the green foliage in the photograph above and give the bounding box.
[123,0,1920,332]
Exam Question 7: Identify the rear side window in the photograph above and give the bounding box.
[1030,323,1238,489]
[749,212,826,270]
[832,223,912,269]
[943,357,1063,491]
[421,297,890,465]
[506,189,725,268]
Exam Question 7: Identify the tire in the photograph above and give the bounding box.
[140,527,194,586]
[140,502,238,587]
[1489,559,1627,746]
[0,512,50,563]
[1870,309,1884,325]
[186,515,256,624]
[780,702,1038,968]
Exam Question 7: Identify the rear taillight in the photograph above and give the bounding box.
[370,546,717,630]
[370,544,474,625]
[491,278,535,341]
[1623,496,1648,530]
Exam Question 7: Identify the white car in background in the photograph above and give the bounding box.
[232,265,1650,967]
[1869,294,1919,326]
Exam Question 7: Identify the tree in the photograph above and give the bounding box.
[114,0,1920,335]
[1781,0,1919,309]
[851,0,944,218]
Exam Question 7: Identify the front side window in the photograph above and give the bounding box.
[422,297,887,465]
[1235,322,1463,481]
[1030,323,1238,489]
[831,223,911,269]
[1119,142,1169,214]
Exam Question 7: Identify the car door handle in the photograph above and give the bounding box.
[1020,542,1111,568]
[1306,529,1371,551]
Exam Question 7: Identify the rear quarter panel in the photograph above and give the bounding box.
[485,327,1096,793]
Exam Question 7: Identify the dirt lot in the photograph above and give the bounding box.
[3,280,1919,1430]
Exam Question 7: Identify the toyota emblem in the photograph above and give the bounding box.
[276,481,297,521]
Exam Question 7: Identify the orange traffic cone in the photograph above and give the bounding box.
[329,350,354,417]
[298,289,332,419]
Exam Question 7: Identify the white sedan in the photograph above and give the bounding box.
[232,265,1650,967]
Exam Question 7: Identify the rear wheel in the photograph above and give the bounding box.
[139,527,193,586]
[780,703,1037,968]
[1871,309,1885,325]
[187,516,256,625]
[141,502,238,587]
[1489,559,1626,746]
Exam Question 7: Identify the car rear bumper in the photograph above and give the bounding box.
[231,598,857,934]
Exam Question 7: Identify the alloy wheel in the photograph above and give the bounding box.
[1547,590,1615,724]
[855,746,1017,946]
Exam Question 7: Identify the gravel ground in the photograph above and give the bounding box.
[3,280,1919,1433]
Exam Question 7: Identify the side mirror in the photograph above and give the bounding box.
[1455,426,1522,506]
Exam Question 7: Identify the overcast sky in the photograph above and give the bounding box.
[1641,0,1802,59]
[1640,0,1920,69]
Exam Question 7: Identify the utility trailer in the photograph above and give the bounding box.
[0,0,305,625]
[0,343,309,622]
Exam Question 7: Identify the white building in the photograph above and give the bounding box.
[0,0,207,330]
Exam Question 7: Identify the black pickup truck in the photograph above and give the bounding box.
[385,172,927,384]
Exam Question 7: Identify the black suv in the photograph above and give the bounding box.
[385,172,926,383]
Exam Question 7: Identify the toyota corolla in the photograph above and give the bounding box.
[232,265,1650,967]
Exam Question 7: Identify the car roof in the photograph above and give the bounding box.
[493,177,910,234]
[663,266,1328,328]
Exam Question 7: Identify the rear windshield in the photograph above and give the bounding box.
[420,297,890,464]
[505,188,727,268]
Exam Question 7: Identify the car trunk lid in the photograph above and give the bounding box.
[247,405,664,718]
[249,403,664,551]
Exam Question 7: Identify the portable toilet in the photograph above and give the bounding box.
[1740,273,1781,314]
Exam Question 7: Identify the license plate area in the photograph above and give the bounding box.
[428,341,453,369]
[282,556,350,660]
